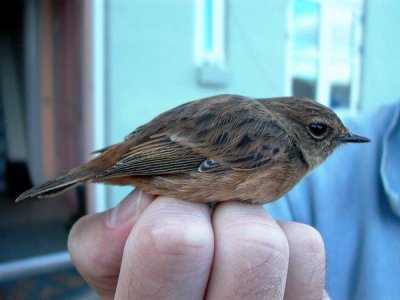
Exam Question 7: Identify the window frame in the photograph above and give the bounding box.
[286,0,364,112]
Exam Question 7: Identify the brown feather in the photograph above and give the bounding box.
[16,94,369,204]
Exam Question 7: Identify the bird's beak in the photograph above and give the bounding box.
[339,132,371,143]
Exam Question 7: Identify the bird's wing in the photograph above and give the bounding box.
[167,99,290,172]
[99,135,205,177]
[96,95,292,178]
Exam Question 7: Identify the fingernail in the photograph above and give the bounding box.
[108,189,143,227]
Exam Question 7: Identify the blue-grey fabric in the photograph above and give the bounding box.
[267,101,400,300]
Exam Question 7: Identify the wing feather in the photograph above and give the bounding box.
[99,136,205,177]
[95,94,292,179]
[167,98,290,171]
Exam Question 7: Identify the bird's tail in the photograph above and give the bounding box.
[15,169,92,202]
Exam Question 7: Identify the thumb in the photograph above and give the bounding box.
[68,189,154,299]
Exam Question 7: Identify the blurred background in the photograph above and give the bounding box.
[0,0,399,298]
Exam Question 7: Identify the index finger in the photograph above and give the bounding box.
[114,196,214,300]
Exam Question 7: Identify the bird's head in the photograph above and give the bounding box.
[261,97,370,170]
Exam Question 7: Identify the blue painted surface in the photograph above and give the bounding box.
[106,0,288,204]
[104,0,400,205]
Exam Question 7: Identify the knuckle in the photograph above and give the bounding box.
[232,222,290,268]
[293,223,325,255]
[122,209,214,298]
[283,222,327,297]
[138,215,213,259]
[223,224,289,299]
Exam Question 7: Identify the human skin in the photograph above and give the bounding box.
[68,189,329,300]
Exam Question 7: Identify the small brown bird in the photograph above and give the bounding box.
[16,94,370,204]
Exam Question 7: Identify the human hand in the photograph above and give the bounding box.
[68,189,329,299]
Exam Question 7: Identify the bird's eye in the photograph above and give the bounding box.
[307,123,329,139]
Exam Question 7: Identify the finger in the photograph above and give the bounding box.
[114,196,214,300]
[278,222,329,300]
[68,189,154,299]
[207,201,289,299]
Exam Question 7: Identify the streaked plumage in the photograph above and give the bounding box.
[16,94,370,204]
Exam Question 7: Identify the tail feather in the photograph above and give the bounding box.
[15,171,89,202]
